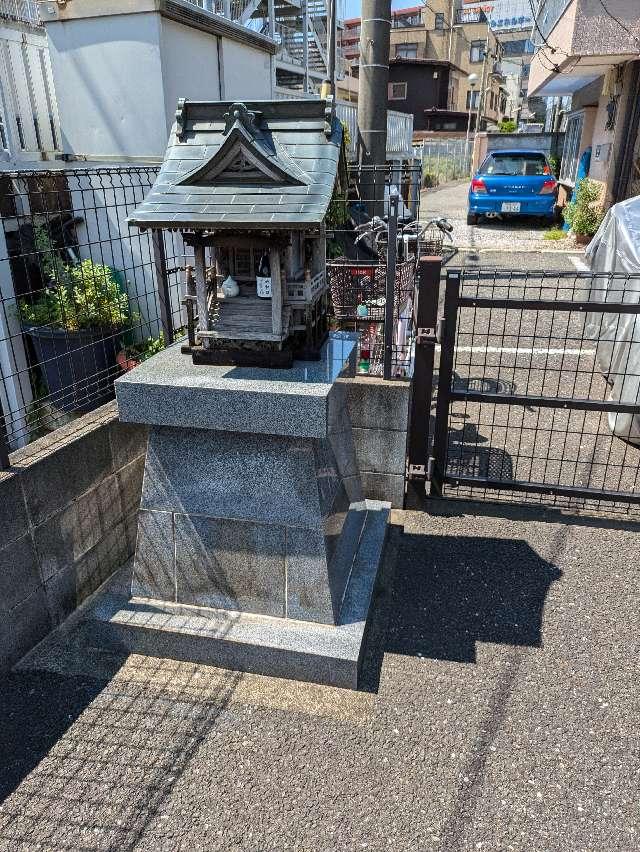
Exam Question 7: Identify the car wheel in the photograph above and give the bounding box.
[467,213,479,226]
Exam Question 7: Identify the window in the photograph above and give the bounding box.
[434,12,445,30]
[503,39,526,56]
[559,112,585,185]
[388,82,407,100]
[470,40,485,63]
[395,43,418,59]
[466,89,480,110]
[480,153,550,177]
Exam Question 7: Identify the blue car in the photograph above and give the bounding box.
[467,149,558,225]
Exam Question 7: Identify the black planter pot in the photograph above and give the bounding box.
[23,325,121,413]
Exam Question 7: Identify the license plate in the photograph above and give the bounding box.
[501,202,521,213]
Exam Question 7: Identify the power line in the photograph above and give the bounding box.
[525,0,570,57]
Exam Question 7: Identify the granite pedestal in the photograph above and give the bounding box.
[93,333,390,688]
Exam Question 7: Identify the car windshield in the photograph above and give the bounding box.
[480,153,549,176]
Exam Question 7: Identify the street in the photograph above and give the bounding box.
[421,181,581,259]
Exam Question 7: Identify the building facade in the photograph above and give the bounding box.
[0,1,61,163]
[387,58,470,134]
[341,1,506,136]
[527,0,640,205]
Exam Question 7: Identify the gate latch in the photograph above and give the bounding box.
[416,319,443,346]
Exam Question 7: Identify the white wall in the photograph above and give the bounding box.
[43,9,274,161]
[45,12,168,159]
[0,224,32,449]
[220,38,272,101]
[159,18,221,137]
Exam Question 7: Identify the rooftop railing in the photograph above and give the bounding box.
[454,9,487,25]
[0,0,41,27]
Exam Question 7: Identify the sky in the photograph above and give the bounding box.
[343,1,409,21]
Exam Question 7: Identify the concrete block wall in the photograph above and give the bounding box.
[339,376,410,509]
[0,402,147,672]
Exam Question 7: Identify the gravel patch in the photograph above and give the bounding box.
[421,182,580,254]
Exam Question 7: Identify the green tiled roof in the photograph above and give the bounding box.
[128,99,344,232]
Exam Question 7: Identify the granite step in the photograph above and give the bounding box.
[78,500,391,689]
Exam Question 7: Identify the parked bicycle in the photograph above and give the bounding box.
[401,217,457,266]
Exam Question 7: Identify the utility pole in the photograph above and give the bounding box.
[328,0,337,96]
[357,0,391,215]
[447,0,455,64]
[471,35,490,173]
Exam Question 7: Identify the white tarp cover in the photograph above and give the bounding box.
[585,195,640,444]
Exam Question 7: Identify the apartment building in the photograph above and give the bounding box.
[527,0,640,205]
[341,2,506,136]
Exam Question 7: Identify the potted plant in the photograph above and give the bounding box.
[116,333,165,372]
[562,178,604,246]
[19,227,133,411]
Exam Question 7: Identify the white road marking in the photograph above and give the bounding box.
[569,255,591,272]
[454,345,595,356]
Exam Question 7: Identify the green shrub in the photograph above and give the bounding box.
[20,258,132,331]
[543,228,566,241]
[562,178,604,237]
[498,119,517,133]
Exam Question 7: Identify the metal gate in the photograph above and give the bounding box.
[407,265,640,514]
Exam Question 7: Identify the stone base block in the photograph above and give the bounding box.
[82,500,390,689]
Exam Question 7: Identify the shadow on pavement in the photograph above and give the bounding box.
[385,533,561,662]
[0,669,108,804]
[0,652,242,850]
[360,525,562,691]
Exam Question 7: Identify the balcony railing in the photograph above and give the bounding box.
[337,101,414,159]
[0,0,41,27]
[391,15,423,28]
[455,9,487,25]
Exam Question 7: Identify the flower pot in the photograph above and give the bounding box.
[23,325,120,412]
[574,233,592,246]
[116,350,140,372]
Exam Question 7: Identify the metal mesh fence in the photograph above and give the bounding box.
[0,166,188,459]
[0,161,423,464]
[417,137,472,188]
[433,268,640,515]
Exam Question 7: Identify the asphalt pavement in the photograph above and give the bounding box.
[1,503,639,851]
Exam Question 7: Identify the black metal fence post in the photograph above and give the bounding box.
[152,229,174,345]
[383,190,399,380]
[429,268,460,498]
[0,396,10,470]
[405,256,441,508]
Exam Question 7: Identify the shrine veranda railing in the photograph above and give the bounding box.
[0,162,422,465]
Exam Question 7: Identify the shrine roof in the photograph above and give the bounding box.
[128,98,344,232]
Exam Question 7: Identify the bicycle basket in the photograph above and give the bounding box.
[419,223,444,257]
